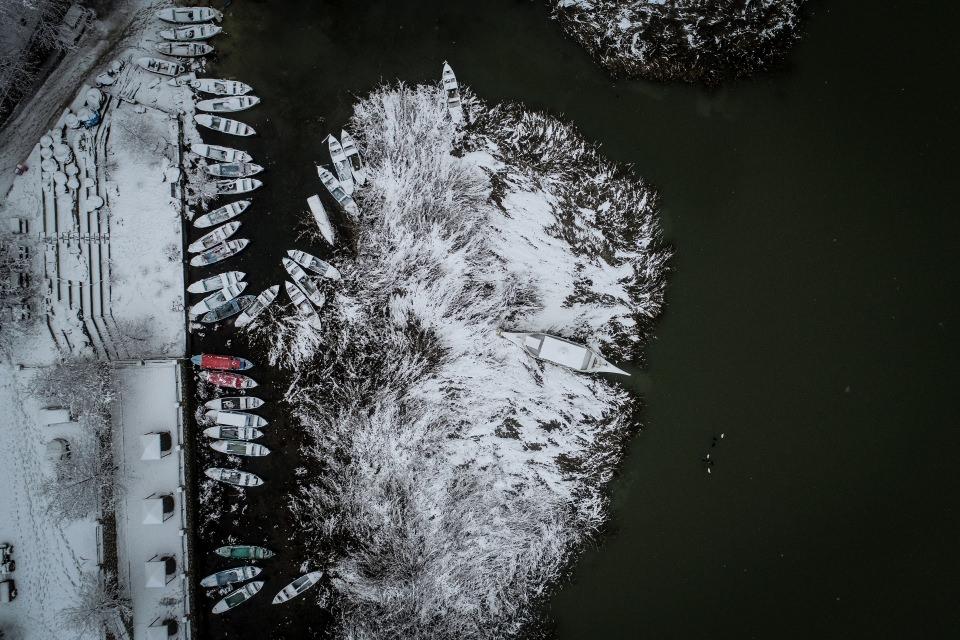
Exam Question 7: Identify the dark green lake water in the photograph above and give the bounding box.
[194,1,960,637]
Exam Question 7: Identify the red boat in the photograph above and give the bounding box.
[200,370,258,389]
[191,354,254,371]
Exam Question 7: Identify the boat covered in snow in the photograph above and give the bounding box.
[205,162,262,178]
[187,270,244,293]
[189,239,249,266]
[200,370,257,389]
[189,221,241,253]
[499,330,629,376]
[205,410,268,429]
[191,354,254,371]
[216,178,262,195]
[195,114,255,136]
[215,545,274,560]
[212,581,264,614]
[200,565,260,588]
[284,281,316,316]
[190,78,253,96]
[287,249,340,280]
[156,41,213,57]
[206,396,264,411]
[235,284,279,327]
[442,61,463,123]
[340,130,366,186]
[205,467,263,488]
[191,143,252,163]
[159,23,221,41]
[201,295,255,324]
[326,135,354,195]
[306,195,336,246]
[196,95,260,113]
[283,258,325,307]
[194,200,250,228]
[210,440,270,457]
[157,6,222,23]
[203,426,263,441]
[189,282,247,318]
[136,57,185,77]
[272,571,323,605]
[316,167,359,217]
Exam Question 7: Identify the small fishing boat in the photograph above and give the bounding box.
[326,135,355,195]
[215,545,274,560]
[216,178,262,195]
[156,41,213,58]
[136,57,184,77]
[203,426,263,441]
[200,566,261,588]
[442,61,463,123]
[200,370,258,389]
[167,72,196,87]
[189,239,250,267]
[210,440,271,457]
[196,95,260,113]
[283,258,325,307]
[498,330,629,375]
[191,354,254,371]
[287,249,340,280]
[206,396,264,411]
[340,130,366,186]
[205,467,263,488]
[194,200,251,228]
[284,281,317,316]
[187,270,244,293]
[159,24,221,41]
[201,295,256,324]
[205,410,268,429]
[235,284,280,327]
[205,162,263,178]
[195,114,255,136]
[189,221,241,253]
[157,6,222,23]
[272,571,324,605]
[212,581,264,615]
[306,195,336,246]
[189,282,247,318]
[190,78,253,96]
[191,143,252,163]
[316,167,359,217]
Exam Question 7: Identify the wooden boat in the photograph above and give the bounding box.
[156,41,213,58]
[283,258,325,307]
[210,440,270,457]
[195,200,251,228]
[316,167,359,217]
[189,282,247,318]
[190,78,253,96]
[159,24,221,41]
[205,162,263,178]
[205,410,268,429]
[196,95,260,113]
[187,270,244,293]
[215,545,274,560]
[287,249,340,280]
[203,426,263,441]
[167,72,196,87]
[235,284,279,327]
[284,281,316,316]
[216,178,262,195]
[205,467,263,488]
[201,295,255,324]
[200,370,257,389]
[212,581,264,614]
[189,221,241,253]
[442,61,463,123]
[326,135,354,195]
[306,195,336,246]
[340,130,367,186]
[205,396,264,411]
[189,239,249,267]
[200,565,261,588]
[195,114,255,136]
[191,354,254,371]
[157,7,222,23]
[498,330,629,375]
[136,57,184,77]
[271,571,323,605]
[191,143,252,163]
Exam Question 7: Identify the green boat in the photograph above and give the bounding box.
[214,545,274,560]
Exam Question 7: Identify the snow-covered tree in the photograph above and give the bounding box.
[63,570,131,638]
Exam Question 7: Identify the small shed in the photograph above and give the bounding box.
[146,618,178,639]
[144,555,176,588]
[141,432,173,460]
[142,494,175,524]
[38,407,71,425]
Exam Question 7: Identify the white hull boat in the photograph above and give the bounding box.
[212,581,263,614]
[316,167,359,217]
[235,284,279,327]
[195,114,256,136]
[205,162,263,178]
[340,130,367,186]
[287,249,340,280]
[205,396,264,411]
[210,440,270,457]
[203,426,263,441]
[216,178,262,195]
[187,270,244,293]
[499,330,630,376]
[136,57,184,77]
[157,7,222,24]
[195,200,251,228]
[190,282,247,318]
[196,95,260,113]
[190,78,253,96]
[191,143,252,163]
[272,571,323,605]
[283,258,325,307]
[306,195,336,246]
[442,61,463,123]
[159,24,221,41]
[284,281,316,316]
[200,565,261,588]
[190,239,250,266]
[205,467,263,488]
[326,135,355,195]
[189,221,241,253]
[201,295,255,324]
[205,410,268,429]
[156,41,213,57]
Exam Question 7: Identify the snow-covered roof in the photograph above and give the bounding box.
[142,497,165,525]
[537,336,590,370]
[145,625,172,640]
[140,432,169,460]
[38,407,70,424]
[144,559,168,588]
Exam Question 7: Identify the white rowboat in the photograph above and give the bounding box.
[201,295,255,324]
[190,282,247,318]
[159,24,221,41]
[205,162,263,178]
[189,239,250,267]
[272,572,323,605]
[283,258,325,307]
[205,467,263,488]
[156,41,213,57]
[187,270,244,293]
[194,200,251,228]
[340,130,366,186]
[216,178,261,195]
[202,426,262,441]
[316,167,359,217]
[306,195,335,246]
[442,61,463,123]
[284,281,316,316]
[326,135,354,195]
[200,565,261,588]
[235,285,280,327]
[210,440,270,457]
[287,249,340,280]
[205,396,264,411]
[190,78,253,96]
[195,114,255,136]
[499,330,630,376]
[196,95,260,113]
[157,7,222,24]
[136,57,184,77]
[191,143,252,163]
[189,221,241,253]
[205,410,268,429]
[212,581,263,614]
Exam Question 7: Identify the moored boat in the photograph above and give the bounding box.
[287,249,340,280]
[200,370,257,389]
[210,440,270,457]
[201,295,255,324]
[498,330,629,376]
[195,114,255,136]
[188,221,241,253]
[200,565,261,588]
[157,6,222,23]
[272,571,324,605]
[306,195,336,246]
[283,258,325,307]
[196,95,260,113]
[235,284,280,327]
[189,239,250,267]
[284,281,316,316]
[216,178,262,195]
[203,426,263,441]
[194,200,251,228]
[159,24,221,41]
[214,545,274,560]
[187,270,244,293]
[442,61,463,123]
[205,410,268,429]
[156,41,213,57]
[205,396,264,411]
[136,57,184,77]
[191,143,252,163]
[204,162,263,178]
[190,78,253,96]
[212,581,264,615]
[189,282,247,318]
[205,467,263,488]
[316,167,359,217]
[191,354,254,371]
[326,135,355,195]
[340,130,367,186]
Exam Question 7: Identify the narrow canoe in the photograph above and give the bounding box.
[200,565,261,588]
[196,96,260,113]
[191,143,252,163]
[212,581,264,614]
[190,78,253,96]
[194,200,251,229]
[287,249,340,280]
[326,135,354,195]
[195,114,256,136]
[235,284,280,327]
[187,270,244,293]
